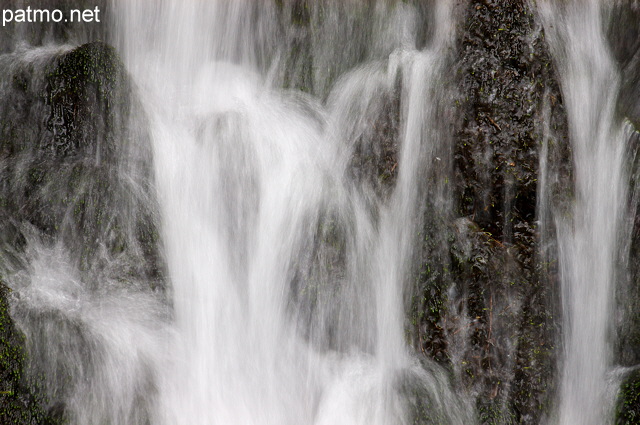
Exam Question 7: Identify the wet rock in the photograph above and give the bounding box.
[0,283,55,425]
[0,41,162,422]
[412,1,569,424]
[610,3,640,369]
[608,2,640,129]
[449,1,567,422]
[619,129,640,367]
[0,42,162,282]
[44,41,124,160]
[348,86,401,200]
[616,369,640,425]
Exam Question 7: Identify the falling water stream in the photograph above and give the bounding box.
[3,1,473,424]
[0,1,638,424]
[115,2,472,424]
[539,1,630,424]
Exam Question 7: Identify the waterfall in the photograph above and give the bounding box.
[0,1,475,424]
[113,1,472,424]
[539,1,630,424]
[2,1,640,424]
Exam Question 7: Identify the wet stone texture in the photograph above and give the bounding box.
[45,42,124,160]
[610,2,640,421]
[1,42,161,277]
[0,282,58,425]
[0,41,162,423]
[412,1,570,424]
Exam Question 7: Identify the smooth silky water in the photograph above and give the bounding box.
[3,1,474,424]
[1,1,636,424]
[115,2,472,424]
[539,1,633,424]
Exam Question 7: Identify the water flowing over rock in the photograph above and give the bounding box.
[0,1,638,425]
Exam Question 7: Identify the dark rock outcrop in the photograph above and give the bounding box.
[0,41,161,279]
[0,282,57,425]
[0,41,161,423]
[412,1,569,424]
[616,369,640,425]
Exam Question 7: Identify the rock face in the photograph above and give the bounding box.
[609,2,640,131]
[45,42,122,159]
[609,3,640,422]
[411,1,570,424]
[0,41,160,277]
[0,282,56,425]
[616,369,640,425]
[0,41,161,423]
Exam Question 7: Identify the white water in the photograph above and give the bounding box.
[117,1,464,425]
[103,1,470,424]
[5,1,636,424]
[539,1,628,424]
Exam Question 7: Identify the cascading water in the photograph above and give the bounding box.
[0,1,475,424]
[3,1,640,424]
[539,1,631,424]
[114,1,472,424]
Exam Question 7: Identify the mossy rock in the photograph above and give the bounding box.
[0,284,56,425]
[607,2,640,130]
[45,41,128,160]
[616,369,640,425]
[408,1,566,423]
[0,40,160,423]
[0,41,163,283]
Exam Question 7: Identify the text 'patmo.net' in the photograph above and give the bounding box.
[3,7,101,26]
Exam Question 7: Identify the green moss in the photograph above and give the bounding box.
[0,283,59,424]
[442,0,565,422]
[616,370,640,425]
[45,42,128,158]
[398,370,453,425]
[478,400,517,425]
